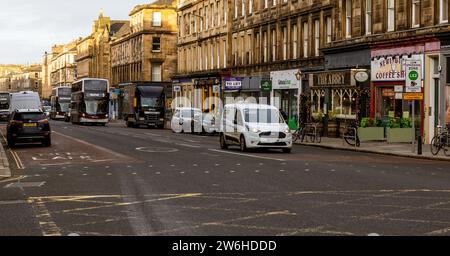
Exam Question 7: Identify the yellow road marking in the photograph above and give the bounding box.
[27,198,62,236]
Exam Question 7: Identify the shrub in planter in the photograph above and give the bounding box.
[358,117,385,141]
[386,118,414,143]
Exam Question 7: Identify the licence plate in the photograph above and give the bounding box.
[139,118,145,121]
[23,123,37,127]
[261,138,277,143]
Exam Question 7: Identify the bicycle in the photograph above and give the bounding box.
[430,125,450,156]
[292,123,307,143]
[344,122,360,147]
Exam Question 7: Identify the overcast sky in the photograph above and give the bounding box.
[0,0,152,64]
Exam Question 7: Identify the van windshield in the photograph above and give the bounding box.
[244,108,284,124]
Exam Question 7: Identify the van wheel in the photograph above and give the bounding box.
[220,133,228,149]
[240,135,248,152]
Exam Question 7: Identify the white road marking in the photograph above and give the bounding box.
[208,149,286,162]
[305,169,310,172]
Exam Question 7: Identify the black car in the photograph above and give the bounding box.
[7,109,51,147]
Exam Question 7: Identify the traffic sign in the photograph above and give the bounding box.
[405,61,422,93]
[403,92,423,100]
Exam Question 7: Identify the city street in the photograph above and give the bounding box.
[0,121,450,236]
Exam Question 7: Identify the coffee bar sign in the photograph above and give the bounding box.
[371,54,423,82]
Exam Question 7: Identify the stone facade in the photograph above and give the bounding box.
[110,0,178,87]
[76,11,128,82]
[50,42,78,88]
[174,0,232,110]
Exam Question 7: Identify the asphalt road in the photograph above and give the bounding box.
[1,120,450,236]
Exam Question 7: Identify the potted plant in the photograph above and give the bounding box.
[312,111,324,123]
[357,117,385,141]
[386,117,414,143]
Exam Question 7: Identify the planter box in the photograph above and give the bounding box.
[358,127,385,141]
[386,128,414,143]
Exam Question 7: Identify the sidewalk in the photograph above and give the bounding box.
[0,140,11,179]
[297,137,450,162]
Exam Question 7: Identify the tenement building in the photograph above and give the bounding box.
[110,0,178,87]
[328,0,450,143]
[76,10,128,81]
[174,0,232,111]
[229,0,334,130]
[50,41,78,88]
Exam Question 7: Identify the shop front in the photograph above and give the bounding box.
[193,77,221,112]
[223,77,243,104]
[172,78,194,109]
[371,49,425,139]
[270,69,302,130]
[309,69,368,137]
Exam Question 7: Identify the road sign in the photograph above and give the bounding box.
[405,60,422,93]
[403,92,423,100]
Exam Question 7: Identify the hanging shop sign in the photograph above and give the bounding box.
[354,70,369,83]
[371,54,423,82]
[260,80,272,92]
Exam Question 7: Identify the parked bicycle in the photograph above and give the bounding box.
[431,125,450,156]
[344,122,360,147]
[292,123,307,143]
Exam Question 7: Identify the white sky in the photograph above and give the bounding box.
[0,0,152,64]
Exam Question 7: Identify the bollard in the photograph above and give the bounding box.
[418,135,422,155]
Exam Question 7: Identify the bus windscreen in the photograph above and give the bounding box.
[84,80,108,92]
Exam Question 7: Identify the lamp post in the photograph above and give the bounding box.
[295,70,303,128]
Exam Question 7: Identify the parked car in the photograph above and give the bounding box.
[171,107,203,134]
[202,112,220,134]
[6,109,51,148]
[219,103,292,153]
[43,106,51,117]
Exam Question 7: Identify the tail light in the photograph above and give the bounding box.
[10,120,23,125]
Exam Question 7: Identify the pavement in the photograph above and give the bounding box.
[297,136,450,162]
[0,128,11,179]
[1,120,450,236]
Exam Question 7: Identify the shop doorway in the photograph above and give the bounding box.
[274,89,298,129]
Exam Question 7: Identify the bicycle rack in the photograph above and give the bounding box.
[342,127,358,148]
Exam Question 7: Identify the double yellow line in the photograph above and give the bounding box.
[10,150,24,170]
[0,129,24,170]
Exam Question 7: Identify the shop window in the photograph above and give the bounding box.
[311,89,326,118]
[331,89,358,118]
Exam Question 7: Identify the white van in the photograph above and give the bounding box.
[9,91,42,114]
[220,103,293,153]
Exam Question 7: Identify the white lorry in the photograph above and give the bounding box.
[9,91,42,113]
